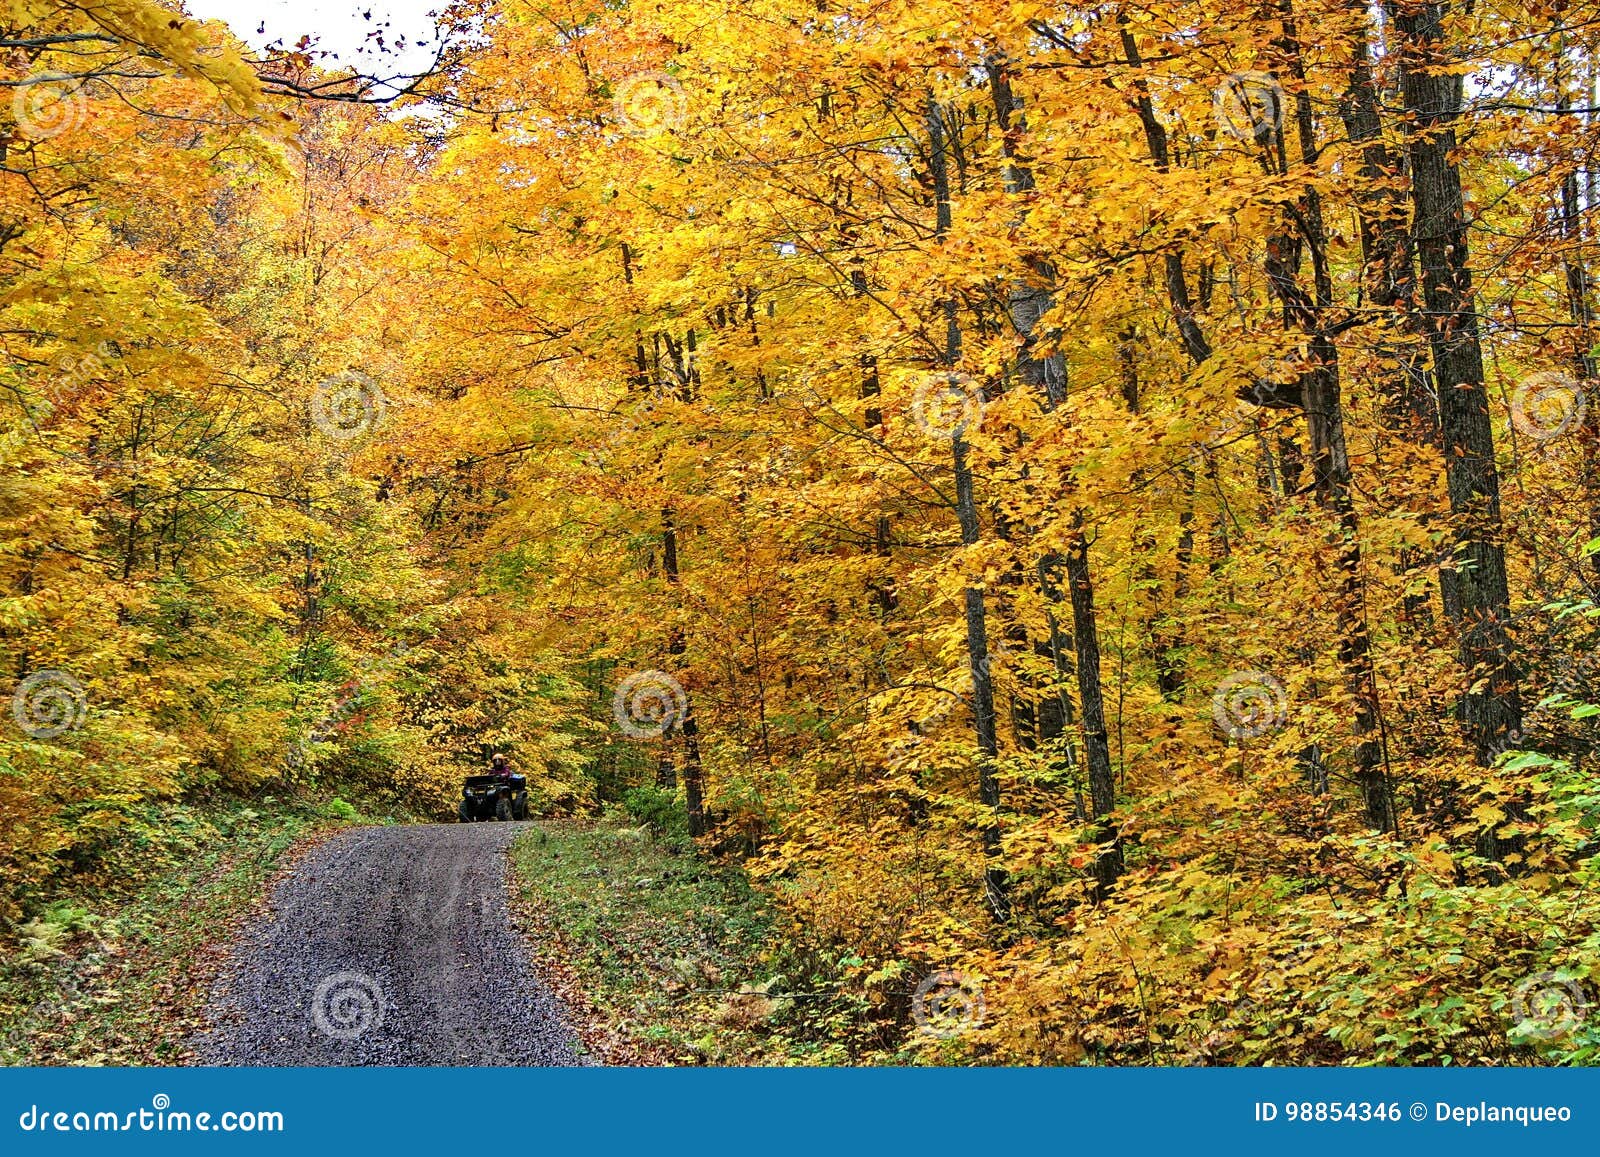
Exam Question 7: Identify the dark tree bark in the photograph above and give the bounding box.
[861,353,897,620]
[660,507,706,836]
[986,53,1067,406]
[1268,2,1390,828]
[1555,38,1600,581]
[985,53,1082,777]
[1337,1,1438,630]
[1036,555,1079,780]
[1389,1,1522,771]
[988,51,1121,892]
[1066,519,1124,898]
[1117,14,1204,704]
[1337,6,1434,437]
[929,92,1009,922]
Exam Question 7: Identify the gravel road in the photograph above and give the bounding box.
[191,821,588,1065]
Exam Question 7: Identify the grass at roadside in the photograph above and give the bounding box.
[0,792,388,1065]
[510,820,861,1065]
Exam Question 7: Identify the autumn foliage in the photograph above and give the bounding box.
[4,0,1600,1064]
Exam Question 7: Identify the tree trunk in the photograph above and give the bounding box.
[1556,38,1600,580]
[1390,1,1522,772]
[929,92,1009,922]
[1118,15,1205,704]
[661,507,706,836]
[1270,1,1390,828]
[988,54,1115,884]
[1066,518,1124,897]
[1338,0,1437,630]
[985,53,1067,406]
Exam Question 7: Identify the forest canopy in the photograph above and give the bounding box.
[2,0,1599,1064]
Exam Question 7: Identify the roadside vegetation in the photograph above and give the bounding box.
[510,797,943,1066]
[0,793,388,1064]
[510,813,825,1065]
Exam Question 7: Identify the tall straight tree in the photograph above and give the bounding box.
[1389,0,1523,767]
[927,93,1008,922]
[987,50,1121,893]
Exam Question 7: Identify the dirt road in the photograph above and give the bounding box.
[192,822,587,1065]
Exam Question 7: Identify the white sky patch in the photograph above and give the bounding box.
[184,0,447,82]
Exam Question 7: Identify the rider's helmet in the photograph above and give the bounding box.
[490,752,510,773]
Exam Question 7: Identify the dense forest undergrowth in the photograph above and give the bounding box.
[4,0,1600,1064]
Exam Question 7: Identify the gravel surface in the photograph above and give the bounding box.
[191,821,588,1065]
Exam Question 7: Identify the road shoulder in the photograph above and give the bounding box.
[508,820,839,1065]
[0,799,341,1065]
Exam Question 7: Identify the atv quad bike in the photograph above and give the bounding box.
[458,773,529,822]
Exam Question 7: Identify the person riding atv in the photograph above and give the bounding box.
[457,753,529,822]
